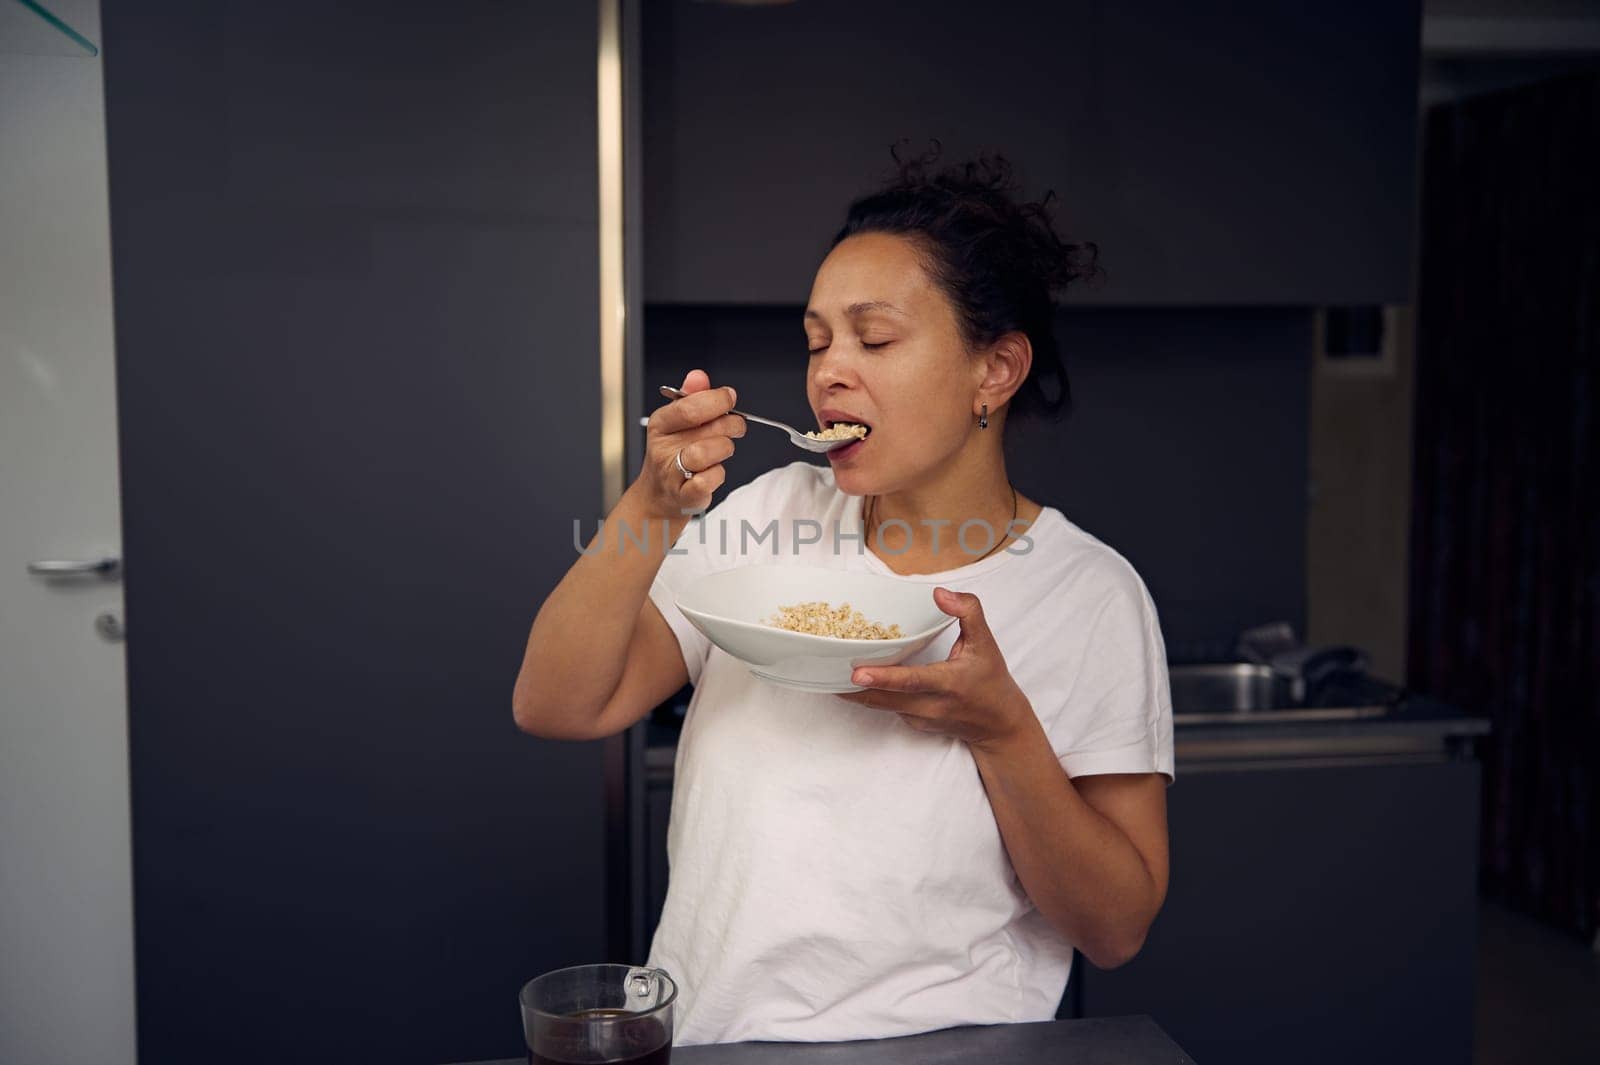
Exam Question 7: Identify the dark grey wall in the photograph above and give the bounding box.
[644,305,1310,656]
[103,3,605,1063]
[642,0,1421,306]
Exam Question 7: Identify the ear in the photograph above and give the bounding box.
[975,331,1033,415]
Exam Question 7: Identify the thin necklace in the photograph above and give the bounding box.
[863,484,1019,564]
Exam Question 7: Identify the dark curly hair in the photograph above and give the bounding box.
[832,143,1100,423]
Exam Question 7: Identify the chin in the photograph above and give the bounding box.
[829,468,869,495]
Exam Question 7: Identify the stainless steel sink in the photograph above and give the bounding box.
[1168,663,1391,724]
[1170,663,1291,712]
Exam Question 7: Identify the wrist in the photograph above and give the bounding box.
[619,480,690,528]
[597,486,692,557]
[971,689,1047,762]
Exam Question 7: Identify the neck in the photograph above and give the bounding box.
[865,443,1016,560]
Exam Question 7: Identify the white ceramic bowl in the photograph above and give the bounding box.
[675,564,957,692]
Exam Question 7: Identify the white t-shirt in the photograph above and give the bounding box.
[645,462,1174,1046]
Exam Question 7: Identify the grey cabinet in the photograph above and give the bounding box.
[103,3,605,1062]
[642,0,1421,306]
[1080,761,1481,1065]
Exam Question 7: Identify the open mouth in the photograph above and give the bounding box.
[822,423,870,460]
[807,419,873,443]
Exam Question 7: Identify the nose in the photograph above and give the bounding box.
[809,346,857,392]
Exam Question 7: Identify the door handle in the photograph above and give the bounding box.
[27,557,121,578]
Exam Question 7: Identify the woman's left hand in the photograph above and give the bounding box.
[835,587,1034,751]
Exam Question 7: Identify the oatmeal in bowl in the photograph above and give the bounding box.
[673,564,956,692]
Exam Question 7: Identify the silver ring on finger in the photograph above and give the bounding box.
[674,449,694,480]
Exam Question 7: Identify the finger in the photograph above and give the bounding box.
[680,368,711,393]
[835,688,918,714]
[651,384,739,435]
[678,435,736,474]
[676,462,725,504]
[671,412,747,444]
[850,662,944,694]
[837,691,943,735]
[934,587,994,651]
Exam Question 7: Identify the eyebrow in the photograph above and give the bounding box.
[803,300,907,322]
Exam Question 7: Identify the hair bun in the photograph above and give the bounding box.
[834,141,1099,423]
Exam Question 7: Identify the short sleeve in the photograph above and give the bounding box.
[1042,567,1175,784]
[646,477,769,687]
[648,523,715,687]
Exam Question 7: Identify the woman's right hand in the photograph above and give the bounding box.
[633,368,746,518]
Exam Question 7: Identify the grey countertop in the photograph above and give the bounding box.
[1169,693,1489,770]
[464,1015,1194,1065]
[645,693,1489,774]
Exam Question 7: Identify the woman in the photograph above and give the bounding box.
[513,153,1173,1045]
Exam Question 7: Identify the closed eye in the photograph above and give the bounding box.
[862,341,890,351]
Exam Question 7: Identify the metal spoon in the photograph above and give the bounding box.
[655,385,863,453]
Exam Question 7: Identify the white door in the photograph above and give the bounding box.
[1,2,137,1062]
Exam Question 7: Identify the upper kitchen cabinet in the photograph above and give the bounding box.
[642,0,1420,306]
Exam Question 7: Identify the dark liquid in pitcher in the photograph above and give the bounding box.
[528,1010,670,1065]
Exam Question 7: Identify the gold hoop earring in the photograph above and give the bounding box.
[978,403,989,429]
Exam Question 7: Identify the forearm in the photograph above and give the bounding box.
[971,708,1163,968]
[513,486,690,732]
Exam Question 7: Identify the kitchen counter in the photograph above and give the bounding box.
[644,693,1489,776]
[1171,693,1489,771]
[461,1015,1194,1065]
